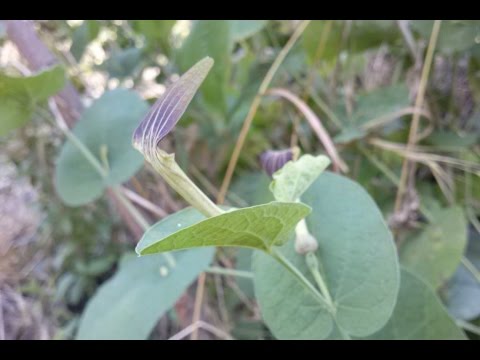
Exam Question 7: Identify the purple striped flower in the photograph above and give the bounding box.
[260,149,294,177]
[133,57,213,161]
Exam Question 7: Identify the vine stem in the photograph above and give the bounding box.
[110,187,175,268]
[394,20,441,215]
[305,252,334,308]
[270,248,333,313]
[217,20,311,204]
[38,104,177,268]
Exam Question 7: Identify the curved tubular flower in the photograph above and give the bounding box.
[133,57,213,161]
[132,57,222,217]
[259,148,297,177]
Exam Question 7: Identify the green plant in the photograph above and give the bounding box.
[1,20,479,341]
[127,57,464,339]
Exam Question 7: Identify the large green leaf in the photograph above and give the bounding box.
[367,269,466,340]
[0,65,65,136]
[76,210,214,339]
[352,83,410,126]
[400,206,467,289]
[229,20,267,42]
[253,172,400,339]
[176,20,231,117]
[136,202,311,255]
[55,89,148,206]
[446,227,480,321]
[270,154,330,202]
[76,250,214,336]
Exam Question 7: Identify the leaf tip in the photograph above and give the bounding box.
[131,56,214,161]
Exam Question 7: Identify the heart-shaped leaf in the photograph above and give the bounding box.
[253,172,400,339]
[400,206,467,289]
[367,268,466,340]
[76,208,214,340]
[0,65,65,136]
[55,89,149,206]
[136,202,311,255]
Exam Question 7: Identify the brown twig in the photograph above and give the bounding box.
[190,272,207,340]
[394,20,442,216]
[267,87,348,173]
[217,20,311,204]
[291,20,333,148]
[169,320,233,340]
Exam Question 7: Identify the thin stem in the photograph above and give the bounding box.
[112,188,176,268]
[456,319,480,336]
[336,324,352,340]
[270,248,333,313]
[63,129,108,178]
[151,150,224,218]
[267,87,348,173]
[191,272,206,340]
[121,186,167,218]
[461,257,480,283]
[111,186,150,230]
[395,20,442,214]
[305,252,334,308]
[397,20,418,61]
[467,207,480,235]
[205,266,254,279]
[358,145,435,223]
[169,320,234,340]
[309,91,343,129]
[217,20,311,204]
[99,144,110,173]
[37,106,108,179]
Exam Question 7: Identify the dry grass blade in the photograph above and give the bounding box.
[267,88,348,173]
[394,20,442,214]
[362,106,431,132]
[121,186,167,218]
[369,139,480,174]
[170,320,233,340]
[190,272,207,340]
[133,57,213,163]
